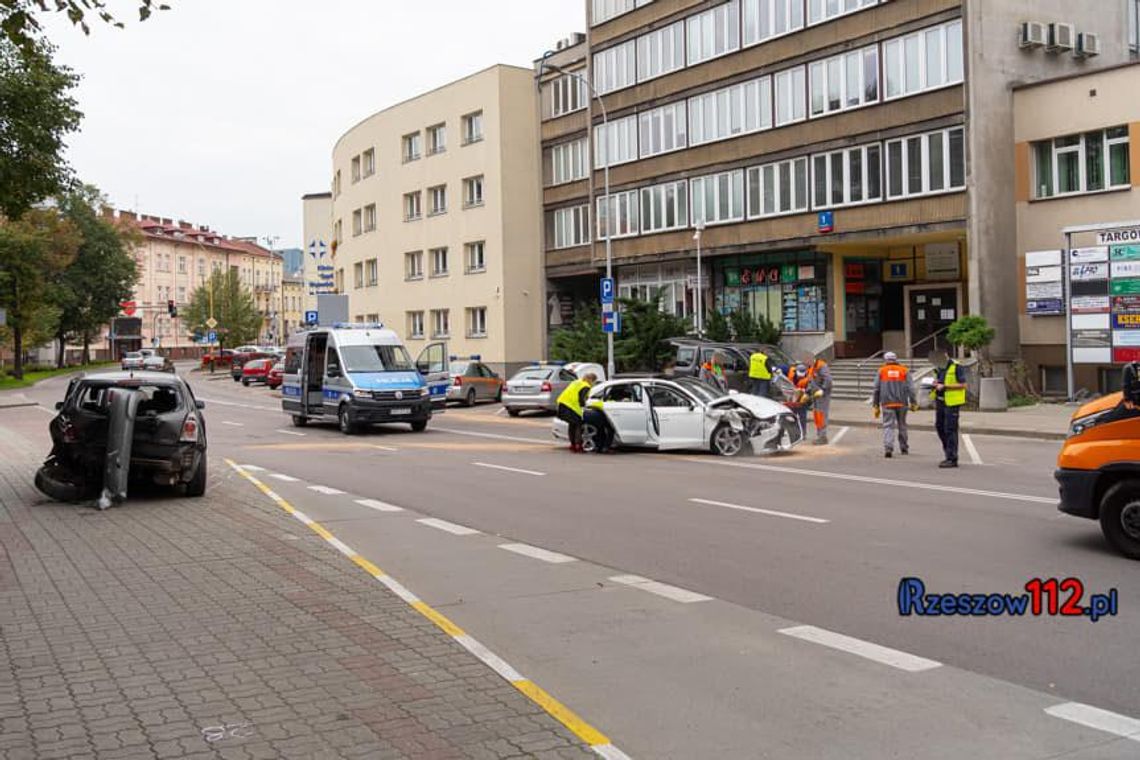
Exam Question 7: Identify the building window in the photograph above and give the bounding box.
[334,219,342,244]
[352,209,363,237]
[551,71,587,117]
[466,307,488,338]
[808,0,878,26]
[594,114,639,168]
[596,189,640,240]
[463,175,484,208]
[592,0,653,25]
[429,184,447,215]
[353,262,364,289]
[811,144,882,209]
[462,111,483,144]
[594,39,637,94]
[774,66,807,126]
[177,256,187,274]
[351,155,361,183]
[1131,0,1139,52]
[334,170,341,197]
[687,1,740,66]
[465,241,486,273]
[688,76,771,147]
[197,258,205,278]
[407,311,425,339]
[743,0,804,46]
[637,20,685,82]
[430,247,449,277]
[551,138,588,185]
[362,148,375,178]
[431,309,450,338]
[553,205,591,249]
[365,258,378,286]
[427,123,446,155]
[363,204,376,233]
[639,101,688,158]
[404,191,422,221]
[640,180,689,233]
[691,169,746,226]
[405,250,424,280]
[884,20,964,101]
[402,132,421,162]
[1033,126,1131,199]
[885,127,966,200]
[177,286,186,301]
[748,156,810,218]
[810,45,878,118]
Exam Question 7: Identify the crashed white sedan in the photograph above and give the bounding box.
[552,376,803,456]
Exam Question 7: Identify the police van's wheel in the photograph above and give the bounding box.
[1100,481,1140,560]
[291,415,308,428]
[338,405,357,435]
[710,423,745,457]
[580,423,599,453]
[465,389,477,407]
[410,420,428,432]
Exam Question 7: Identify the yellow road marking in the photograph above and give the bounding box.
[411,600,467,637]
[512,679,611,746]
[351,555,385,578]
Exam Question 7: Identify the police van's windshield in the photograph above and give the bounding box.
[340,344,415,373]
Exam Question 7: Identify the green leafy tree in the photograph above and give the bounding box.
[0,207,79,377]
[726,309,782,345]
[614,295,690,373]
[947,314,997,376]
[53,186,138,365]
[704,308,731,342]
[549,304,606,366]
[0,37,80,219]
[1,1,169,53]
[182,269,261,350]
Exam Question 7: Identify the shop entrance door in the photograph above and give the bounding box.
[908,287,959,357]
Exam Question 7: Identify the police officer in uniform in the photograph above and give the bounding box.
[930,348,968,468]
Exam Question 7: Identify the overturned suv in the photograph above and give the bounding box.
[36,372,208,503]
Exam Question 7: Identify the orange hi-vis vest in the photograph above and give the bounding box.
[877,363,910,408]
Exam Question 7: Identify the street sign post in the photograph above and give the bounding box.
[602,311,621,334]
[600,277,615,305]
[207,330,217,344]
[304,310,319,326]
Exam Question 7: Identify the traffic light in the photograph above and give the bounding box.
[167,299,177,317]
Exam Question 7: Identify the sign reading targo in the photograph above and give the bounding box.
[1097,228,1140,245]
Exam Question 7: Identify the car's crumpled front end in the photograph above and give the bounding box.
[708,394,803,453]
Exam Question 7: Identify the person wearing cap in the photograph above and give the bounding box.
[930,348,968,468]
[872,351,917,458]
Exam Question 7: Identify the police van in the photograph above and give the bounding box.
[281,323,449,434]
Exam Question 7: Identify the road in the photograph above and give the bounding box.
[12,367,1140,759]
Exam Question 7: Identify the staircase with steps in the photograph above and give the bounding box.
[827,358,935,401]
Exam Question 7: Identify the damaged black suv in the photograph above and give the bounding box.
[36,371,208,503]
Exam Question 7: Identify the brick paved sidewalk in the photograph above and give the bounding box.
[0,421,594,760]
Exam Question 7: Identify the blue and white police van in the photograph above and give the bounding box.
[281,323,449,434]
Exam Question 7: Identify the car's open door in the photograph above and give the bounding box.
[416,341,450,408]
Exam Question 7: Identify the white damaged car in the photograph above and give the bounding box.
[552,376,803,456]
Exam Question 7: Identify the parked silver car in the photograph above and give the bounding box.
[501,362,605,417]
[446,359,503,406]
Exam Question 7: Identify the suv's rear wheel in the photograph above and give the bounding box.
[1100,481,1140,560]
[710,423,745,457]
[185,456,207,497]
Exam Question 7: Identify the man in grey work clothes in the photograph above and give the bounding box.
[871,351,918,458]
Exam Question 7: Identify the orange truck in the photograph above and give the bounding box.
[1055,363,1140,559]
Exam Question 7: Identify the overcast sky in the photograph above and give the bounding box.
[44,1,585,249]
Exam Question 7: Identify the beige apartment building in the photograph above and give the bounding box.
[328,65,544,376]
[1015,62,1140,394]
[281,272,306,339]
[538,0,1135,365]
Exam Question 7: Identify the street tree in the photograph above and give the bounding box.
[183,269,261,351]
[614,295,690,373]
[0,37,80,219]
[53,186,138,366]
[549,304,606,366]
[0,207,79,377]
[1,0,169,53]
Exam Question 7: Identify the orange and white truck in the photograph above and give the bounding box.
[1055,363,1140,559]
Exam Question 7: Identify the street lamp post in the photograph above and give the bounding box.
[693,221,705,337]
[538,53,614,379]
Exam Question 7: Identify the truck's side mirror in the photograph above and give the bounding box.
[1124,362,1140,406]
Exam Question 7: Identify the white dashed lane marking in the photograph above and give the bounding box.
[1044,702,1140,742]
[222,421,244,427]
[498,543,577,564]
[830,426,851,446]
[962,434,983,465]
[355,498,404,512]
[689,498,830,525]
[416,518,481,536]
[608,575,712,604]
[275,429,306,437]
[238,464,266,471]
[268,473,299,482]
[472,462,546,477]
[778,625,942,672]
[308,485,346,495]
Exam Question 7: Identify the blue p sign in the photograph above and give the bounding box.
[600,277,615,305]
[304,310,319,325]
[207,330,217,344]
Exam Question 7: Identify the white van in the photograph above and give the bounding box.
[281,324,449,434]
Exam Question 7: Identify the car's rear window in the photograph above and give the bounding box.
[451,361,471,376]
[514,369,553,381]
[124,352,141,359]
[73,382,183,415]
[675,347,697,367]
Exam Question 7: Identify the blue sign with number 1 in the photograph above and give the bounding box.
[600,277,615,305]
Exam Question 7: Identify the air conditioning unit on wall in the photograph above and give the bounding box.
[1076,32,1101,58]
[1019,21,1046,49]
[1047,22,1075,52]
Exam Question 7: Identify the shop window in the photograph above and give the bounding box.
[716,253,828,333]
[1041,366,1067,396]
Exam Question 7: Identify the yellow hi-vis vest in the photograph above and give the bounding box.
[933,362,967,407]
[749,352,772,380]
[557,378,591,416]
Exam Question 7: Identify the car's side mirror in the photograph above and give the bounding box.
[54,401,64,411]
[196,400,206,410]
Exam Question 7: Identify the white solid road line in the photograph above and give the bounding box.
[221,421,244,427]
[354,498,404,512]
[472,461,546,477]
[308,485,346,495]
[830,426,851,446]
[609,575,713,604]
[416,517,481,536]
[689,497,830,525]
[498,543,577,564]
[275,429,306,437]
[326,536,356,557]
[962,434,984,466]
[1044,702,1140,741]
[435,426,552,445]
[697,458,1055,504]
[268,473,299,482]
[778,625,942,672]
[454,634,524,682]
[370,444,399,452]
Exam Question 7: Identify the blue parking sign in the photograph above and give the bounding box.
[207,330,217,344]
[304,310,319,325]
[600,277,615,305]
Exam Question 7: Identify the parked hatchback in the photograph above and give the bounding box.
[241,359,274,386]
[501,362,604,417]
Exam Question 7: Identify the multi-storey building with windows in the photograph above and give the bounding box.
[328,65,543,376]
[539,0,1135,364]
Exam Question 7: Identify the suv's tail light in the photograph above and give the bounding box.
[61,420,78,444]
[540,381,552,393]
[180,415,200,443]
[453,376,463,386]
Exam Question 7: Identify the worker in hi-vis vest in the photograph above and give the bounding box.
[556,373,598,453]
[930,348,968,469]
[748,349,774,398]
[871,351,918,459]
[806,357,833,445]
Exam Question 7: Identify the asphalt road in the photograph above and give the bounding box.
[12,368,1140,758]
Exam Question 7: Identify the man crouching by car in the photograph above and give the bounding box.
[555,373,597,453]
